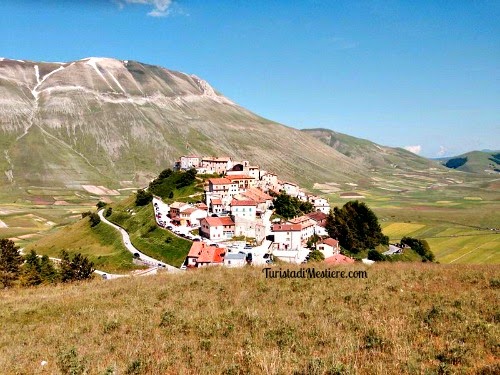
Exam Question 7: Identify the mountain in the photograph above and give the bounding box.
[0,57,449,195]
[437,151,500,174]
[301,128,440,172]
[0,57,364,191]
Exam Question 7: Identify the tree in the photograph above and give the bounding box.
[306,234,320,249]
[168,191,174,199]
[59,250,75,282]
[135,189,153,206]
[70,253,95,281]
[400,237,435,262]
[325,201,388,253]
[39,255,58,283]
[104,207,112,217]
[20,249,42,286]
[96,201,107,209]
[308,250,325,262]
[367,249,386,262]
[89,212,101,227]
[59,250,94,282]
[0,238,23,287]
[158,168,173,180]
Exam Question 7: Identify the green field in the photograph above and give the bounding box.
[25,216,141,273]
[107,196,192,267]
[324,176,499,264]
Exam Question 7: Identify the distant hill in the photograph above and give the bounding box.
[437,151,500,174]
[301,128,441,172]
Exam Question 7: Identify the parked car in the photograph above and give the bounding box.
[166,226,173,230]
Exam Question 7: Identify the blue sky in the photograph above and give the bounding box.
[1,0,498,157]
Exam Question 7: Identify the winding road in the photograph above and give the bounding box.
[97,209,181,273]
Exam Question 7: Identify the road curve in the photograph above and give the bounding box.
[98,209,181,273]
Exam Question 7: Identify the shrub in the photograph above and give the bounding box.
[135,189,153,206]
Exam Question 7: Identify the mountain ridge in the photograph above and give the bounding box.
[0,57,460,196]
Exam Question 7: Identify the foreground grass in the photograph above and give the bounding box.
[1,263,498,374]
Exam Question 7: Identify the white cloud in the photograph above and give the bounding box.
[118,0,173,17]
[404,145,422,154]
[436,145,447,157]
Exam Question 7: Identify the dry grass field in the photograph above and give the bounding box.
[1,263,499,374]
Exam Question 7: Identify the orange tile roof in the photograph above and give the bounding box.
[324,254,354,265]
[196,203,208,210]
[182,207,198,215]
[306,211,328,222]
[197,247,225,263]
[231,199,257,207]
[202,217,235,227]
[272,224,302,232]
[188,242,207,258]
[226,175,254,180]
[322,238,339,248]
[211,199,223,205]
[208,178,232,185]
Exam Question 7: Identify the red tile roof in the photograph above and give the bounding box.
[242,188,273,202]
[306,211,328,222]
[196,203,208,210]
[202,217,235,227]
[231,199,257,207]
[324,254,354,265]
[272,224,302,232]
[211,199,223,205]
[188,242,207,258]
[226,175,254,180]
[322,238,339,248]
[208,178,232,185]
[197,247,225,263]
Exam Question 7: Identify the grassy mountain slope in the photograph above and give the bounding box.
[438,150,500,174]
[0,58,362,192]
[26,194,193,270]
[302,128,441,172]
[1,264,498,374]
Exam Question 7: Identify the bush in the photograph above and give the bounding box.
[89,212,101,227]
[96,201,107,209]
[308,250,325,262]
[367,249,386,261]
[135,189,153,206]
[104,207,112,217]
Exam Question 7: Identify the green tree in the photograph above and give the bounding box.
[21,249,42,286]
[367,249,386,262]
[59,250,74,282]
[308,250,325,262]
[306,234,320,249]
[168,191,174,199]
[104,207,112,217]
[400,237,435,262]
[326,201,388,253]
[158,168,173,180]
[39,255,58,283]
[89,212,101,227]
[96,201,107,209]
[135,189,153,206]
[59,250,95,282]
[0,238,23,287]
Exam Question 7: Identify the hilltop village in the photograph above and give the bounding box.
[152,155,358,268]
